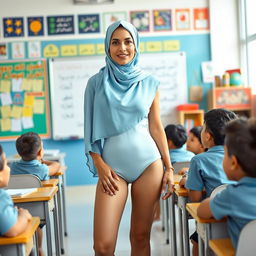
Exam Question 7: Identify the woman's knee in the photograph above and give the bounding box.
[130,229,150,246]
[93,240,115,255]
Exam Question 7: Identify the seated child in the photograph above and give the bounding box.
[11,132,61,180]
[0,144,33,255]
[182,108,237,256]
[198,117,256,250]
[164,124,194,164]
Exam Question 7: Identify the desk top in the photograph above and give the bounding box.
[0,217,40,245]
[209,238,235,256]
[186,203,226,223]
[12,187,58,203]
[174,185,188,197]
[174,174,182,184]
[42,179,59,187]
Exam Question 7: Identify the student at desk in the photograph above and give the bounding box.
[0,144,33,255]
[198,118,256,250]
[10,132,61,256]
[180,109,237,256]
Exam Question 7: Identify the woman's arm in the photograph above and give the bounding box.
[148,90,174,199]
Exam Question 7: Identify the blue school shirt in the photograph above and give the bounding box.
[210,176,256,249]
[169,145,195,164]
[0,189,18,235]
[11,159,49,181]
[185,145,233,197]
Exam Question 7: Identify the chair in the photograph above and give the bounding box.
[172,161,190,174]
[210,184,228,199]
[7,174,42,189]
[236,220,256,256]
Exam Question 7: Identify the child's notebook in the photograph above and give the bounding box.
[6,188,37,198]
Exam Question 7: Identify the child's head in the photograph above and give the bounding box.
[186,126,204,154]
[0,145,10,187]
[16,132,43,161]
[223,118,256,180]
[201,108,237,148]
[165,124,187,149]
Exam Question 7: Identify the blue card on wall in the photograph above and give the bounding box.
[47,15,74,35]
[27,17,44,36]
[3,17,24,37]
[78,14,100,34]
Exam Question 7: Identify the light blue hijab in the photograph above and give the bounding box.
[84,20,159,176]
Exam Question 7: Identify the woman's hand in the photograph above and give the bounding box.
[179,177,187,188]
[161,168,174,200]
[94,157,120,196]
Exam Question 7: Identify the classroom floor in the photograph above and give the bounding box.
[46,185,195,256]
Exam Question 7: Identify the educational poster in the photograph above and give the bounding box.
[201,61,214,83]
[47,15,74,35]
[175,9,190,31]
[28,41,41,59]
[103,12,127,33]
[0,43,8,59]
[78,14,100,34]
[130,10,150,32]
[194,8,209,30]
[3,17,24,37]
[11,42,25,59]
[153,10,172,32]
[27,17,44,36]
[0,60,50,139]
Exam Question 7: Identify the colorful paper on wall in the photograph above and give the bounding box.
[27,17,44,36]
[12,78,23,92]
[1,105,11,119]
[28,41,41,58]
[130,11,150,32]
[11,118,22,131]
[175,9,190,30]
[22,106,33,117]
[24,94,34,107]
[0,92,12,106]
[12,42,25,59]
[0,118,11,131]
[11,105,22,118]
[32,79,43,92]
[22,116,34,129]
[3,17,24,37]
[47,15,74,35]
[0,80,11,93]
[78,14,100,34]
[33,99,44,114]
[153,10,172,31]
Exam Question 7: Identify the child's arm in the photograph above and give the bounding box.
[197,198,213,219]
[178,167,189,175]
[4,208,32,237]
[41,159,61,176]
[188,189,203,202]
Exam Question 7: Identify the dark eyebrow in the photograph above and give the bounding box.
[111,37,133,41]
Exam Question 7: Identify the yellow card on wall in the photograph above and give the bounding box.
[79,44,95,55]
[0,118,11,131]
[33,99,44,114]
[32,79,43,92]
[146,41,162,52]
[24,94,34,107]
[163,40,180,51]
[140,42,145,53]
[96,44,105,55]
[61,45,78,57]
[0,80,11,93]
[1,105,11,119]
[11,105,23,118]
[43,44,59,58]
[22,106,33,117]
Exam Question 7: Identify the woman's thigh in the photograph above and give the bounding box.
[130,159,164,234]
[94,177,129,245]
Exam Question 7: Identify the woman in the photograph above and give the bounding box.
[84,20,174,255]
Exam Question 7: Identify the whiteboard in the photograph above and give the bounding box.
[49,52,187,140]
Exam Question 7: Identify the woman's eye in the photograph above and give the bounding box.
[112,41,118,45]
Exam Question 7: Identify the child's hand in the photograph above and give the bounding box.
[18,208,32,221]
[179,177,187,188]
[178,167,189,175]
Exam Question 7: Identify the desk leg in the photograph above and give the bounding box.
[170,194,177,256]
[198,236,204,256]
[34,230,39,256]
[160,198,165,231]
[61,174,68,236]
[182,205,190,256]
[165,199,170,244]
[53,196,61,256]
[44,203,53,256]
[57,184,65,254]
[177,205,183,255]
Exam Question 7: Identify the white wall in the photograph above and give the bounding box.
[209,0,240,75]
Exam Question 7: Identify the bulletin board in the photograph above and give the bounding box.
[0,59,50,140]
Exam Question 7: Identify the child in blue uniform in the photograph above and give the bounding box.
[165,124,194,164]
[186,126,205,155]
[11,132,61,256]
[0,144,32,251]
[198,117,256,250]
[182,108,237,256]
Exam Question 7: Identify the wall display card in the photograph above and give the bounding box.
[3,17,24,37]
[175,9,190,30]
[78,14,100,34]
[47,15,74,35]
[190,86,203,102]
[201,61,214,83]
[194,8,209,30]
[103,12,127,33]
[28,41,41,59]
[27,17,44,36]
[0,43,8,59]
[130,10,150,32]
[153,10,172,32]
[12,42,25,59]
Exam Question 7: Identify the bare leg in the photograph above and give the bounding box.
[94,177,128,256]
[130,159,164,256]
[37,228,44,256]
[192,240,199,256]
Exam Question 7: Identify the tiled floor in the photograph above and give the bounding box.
[46,185,194,256]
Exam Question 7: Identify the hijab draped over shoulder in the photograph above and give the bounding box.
[84,20,159,176]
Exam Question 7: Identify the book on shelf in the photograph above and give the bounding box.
[6,188,37,198]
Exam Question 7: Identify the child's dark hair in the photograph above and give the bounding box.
[204,109,237,145]
[165,124,187,148]
[16,132,41,161]
[189,126,203,144]
[225,118,256,178]
[0,144,3,171]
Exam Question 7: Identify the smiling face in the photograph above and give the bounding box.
[109,27,136,65]
[0,153,10,188]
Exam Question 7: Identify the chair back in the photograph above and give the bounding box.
[236,220,256,256]
[172,161,190,174]
[210,184,228,198]
[7,174,42,189]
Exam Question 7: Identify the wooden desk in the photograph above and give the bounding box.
[0,217,40,256]
[12,187,60,256]
[209,238,235,256]
[186,203,228,256]
[42,179,59,187]
[174,174,182,184]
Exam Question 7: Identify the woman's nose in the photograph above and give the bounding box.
[119,42,126,51]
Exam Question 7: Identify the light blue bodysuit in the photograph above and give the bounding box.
[102,118,161,183]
